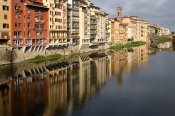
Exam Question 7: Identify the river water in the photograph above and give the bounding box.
[0,43,175,116]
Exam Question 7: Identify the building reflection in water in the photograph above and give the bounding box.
[0,46,149,116]
[112,45,149,85]
[0,51,112,116]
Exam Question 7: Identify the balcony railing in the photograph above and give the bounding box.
[40,20,45,23]
[90,21,97,25]
[35,19,40,22]
[72,19,79,22]
[90,31,97,35]
[90,16,97,20]
[90,26,97,30]
[72,13,79,17]
[37,35,44,39]
[14,35,22,39]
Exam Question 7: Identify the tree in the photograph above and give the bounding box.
[3,49,17,64]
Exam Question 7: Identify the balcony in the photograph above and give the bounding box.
[40,28,45,31]
[51,36,56,39]
[72,25,79,29]
[26,42,32,46]
[90,31,97,35]
[72,31,79,34]
[72,13,79,17]
[15,8,23,14]
[90,21,97,25]
[90,16,97,20]
[35,27,40,30]
[90,36,96,39]
[40,20,45,23]
[72,7,79,11]
[72,19,79,22]
[90,26,97,30]
[37,35,44,39]
[35,19,40,23]
[14,35,22,39]
[28,10,31,14]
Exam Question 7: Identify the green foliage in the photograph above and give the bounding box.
[151,37,172,44]
[46,54,62,60]
[110,41,146,50]
[28,54,62,63]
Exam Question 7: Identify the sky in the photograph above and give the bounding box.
[92,0,175,31]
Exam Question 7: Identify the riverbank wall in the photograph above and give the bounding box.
[0,45,109,65]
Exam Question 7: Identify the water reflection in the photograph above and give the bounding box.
[0,51,112,116]
[2,44,174,116]
[0,64,17,84]
[112,45,149,85]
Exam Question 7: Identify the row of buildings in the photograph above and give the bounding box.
[111,6,171,44]
[0,0,171,52]
[0,0,110,52]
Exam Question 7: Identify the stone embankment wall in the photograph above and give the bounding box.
[0,45,109,65]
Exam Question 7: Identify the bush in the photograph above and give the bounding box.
[110,41,146,50]
[28,54,62,63]
[151,37,172,44]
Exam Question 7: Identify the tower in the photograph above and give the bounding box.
[116,6,122,18]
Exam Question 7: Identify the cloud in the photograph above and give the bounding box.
[92,0,175,31]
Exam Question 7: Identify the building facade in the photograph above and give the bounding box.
[0,0,10,46]
[147,24,157,36]
[78,0,109,50]
[43,0,68,47]
[112,7,149,44]
[89,4,108,47]
[112,19,127,44]
[136,20,149,42]
[11,0,49,52]
[79,0,91,50]
[122,16,137,41]
[67,0,80,45]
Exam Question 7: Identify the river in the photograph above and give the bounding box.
[0,43,175,116]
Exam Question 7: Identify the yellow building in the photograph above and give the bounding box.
[136,20,149,42]
[122,16,137,41]
[0,0,10,46]
[112,19,127,44]
[112,7,150,44]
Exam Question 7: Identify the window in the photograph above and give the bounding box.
[15,23,17,27]
[4,15,7,19]
[2,5,9,11]
[3,23,9,29]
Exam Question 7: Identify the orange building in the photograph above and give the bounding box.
[10,0,49,52]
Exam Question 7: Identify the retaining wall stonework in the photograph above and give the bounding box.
[0,45,109,65]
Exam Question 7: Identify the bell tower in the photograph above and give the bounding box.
[117,6,122,18]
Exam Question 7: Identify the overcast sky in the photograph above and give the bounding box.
[92,0,175,31]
